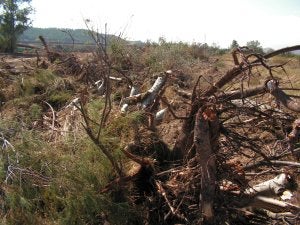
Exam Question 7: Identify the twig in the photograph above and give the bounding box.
[245,160,300,170]
[251,196,300,213]
[155,180,187,222]
[43,101,56,140]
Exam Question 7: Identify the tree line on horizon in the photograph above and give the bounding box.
[20,27,120,45]
[0,1,296,56]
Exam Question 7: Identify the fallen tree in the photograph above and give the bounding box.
[121,46,300,224]
[37,39,300,224]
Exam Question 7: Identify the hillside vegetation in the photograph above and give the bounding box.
[20,27,121,44]
[0,39,300,224]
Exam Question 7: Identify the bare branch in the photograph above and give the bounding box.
[266,80,300,112]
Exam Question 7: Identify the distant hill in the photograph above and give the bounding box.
[19,27,122,45]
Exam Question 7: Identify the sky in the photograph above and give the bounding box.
[30,0,300,49]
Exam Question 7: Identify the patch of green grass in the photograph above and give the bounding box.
[48,90,72,109]
[0,116,142,225]
[87,98,105,121]
[36,69,57,84]
[28,103,43,121]
[19,70,58,96]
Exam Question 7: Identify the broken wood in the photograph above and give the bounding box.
[121,86,138,113]
[155,108,167,122]
[39,35,62,63]
[251,196,300,213]
[217,83,266,101]
[194,106,219,222]
[245,173,293,196]
[288,118,300,151]
[141,71,170,108]
[266,79,300,112]
[122,71,170,110]
[69,43,300,224]
[245,160,300,170]
[260,209,295,220]
[155,180,187,222]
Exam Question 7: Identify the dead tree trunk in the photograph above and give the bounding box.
[194,106,219,222]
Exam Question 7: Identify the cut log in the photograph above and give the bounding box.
[155,108,167,122]
[121,86,139,113]
[141,75,168,109]
[122,71,170,108]
[245,173,293,196]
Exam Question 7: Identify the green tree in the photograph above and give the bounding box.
[0,0,33,53]
[230,40,239,50]
[246,40,264,54]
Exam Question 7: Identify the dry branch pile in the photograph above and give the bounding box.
[12,38,300,225]
[109,46,300,225]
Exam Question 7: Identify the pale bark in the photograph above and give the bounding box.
[251,196,300,213]
[141,76,167,109]
[155,108,167,122]
[122,73,169,107]
[121,71,170,113]
[121,86,138,113]
[245,173,292,196]
[260,209,294,219]
[108,76,122,81]
[95,79,106,95]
